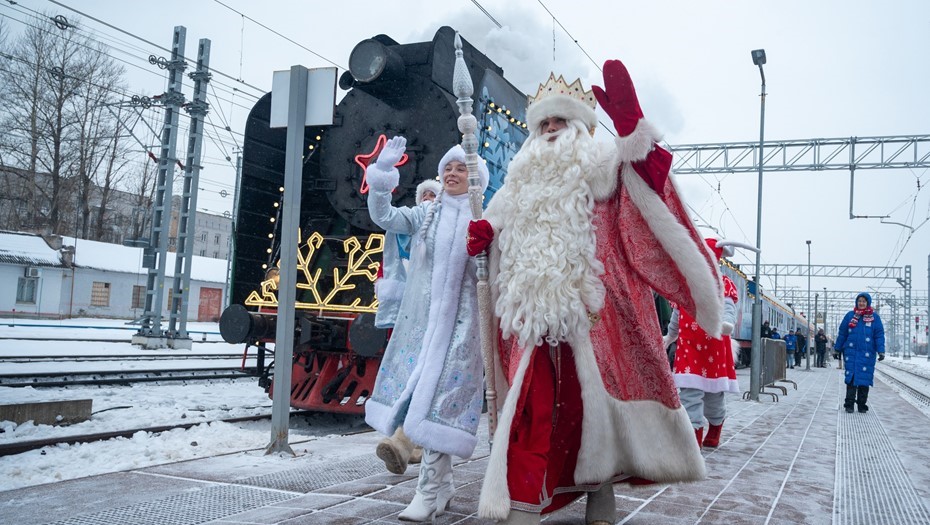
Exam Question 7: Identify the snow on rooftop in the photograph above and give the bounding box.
[60,236,227,283]
[0,231,62,267]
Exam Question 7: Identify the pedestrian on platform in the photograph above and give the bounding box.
[664,238,742,449]
[761,320,773,339]
[834,292,885,413]
[795,329,807,367]
[467,60,722,525]
[365,138,488,521]
[371,179,441,476]
[784,329,797,369]
[815,328,828,367]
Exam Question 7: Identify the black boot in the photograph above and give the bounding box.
[844,383,856,413]
[857,386,870,413]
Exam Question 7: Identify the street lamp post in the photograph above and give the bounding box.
[806,240,812,370]
[749,48,767,401]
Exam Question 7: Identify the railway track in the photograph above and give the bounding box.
[876,363,930,407]
[0,367,254,388]
[0,411,321,457]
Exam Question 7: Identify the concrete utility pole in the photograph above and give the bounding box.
[167,38,211,349]
[134,27,186,349]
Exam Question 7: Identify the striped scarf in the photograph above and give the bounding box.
[848,307,874,328]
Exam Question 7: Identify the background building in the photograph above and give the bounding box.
[0,230,226,321]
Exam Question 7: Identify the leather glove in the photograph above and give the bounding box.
[878,353,885,361]
[591,60,644,137]
[375,136,407,171]
[466,219,493,256]
[833,352,840,360]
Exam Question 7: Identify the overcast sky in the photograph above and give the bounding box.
[3,1,928,331]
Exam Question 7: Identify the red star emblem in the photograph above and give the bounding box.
[354,134,409,194]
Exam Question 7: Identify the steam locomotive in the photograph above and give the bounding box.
[219,27,529,414]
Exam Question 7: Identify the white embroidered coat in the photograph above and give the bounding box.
[364,167,484,459]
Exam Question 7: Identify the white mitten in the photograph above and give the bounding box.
[662,335,673,349]
[367,136,406,192]
[721,322,734,336]
[376,136,406,170]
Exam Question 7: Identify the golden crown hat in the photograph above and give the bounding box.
[525,73,598,132]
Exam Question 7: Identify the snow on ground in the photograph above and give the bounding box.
[0,319,368,492]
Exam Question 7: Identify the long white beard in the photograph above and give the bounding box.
[493,124,607,348]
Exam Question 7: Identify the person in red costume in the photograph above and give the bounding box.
[468,61,725,525]
[664,238,742,450]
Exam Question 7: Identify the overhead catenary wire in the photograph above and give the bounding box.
[210,0,346,71]
[47,0,268,98]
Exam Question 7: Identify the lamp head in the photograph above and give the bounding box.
[751,49,767,66]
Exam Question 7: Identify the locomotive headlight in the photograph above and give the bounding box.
[349,39,404,83]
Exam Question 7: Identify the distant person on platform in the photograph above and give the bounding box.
[814,328,828,368]
[784,329,798,369]
[834,292,885,413]
[761,320,773,339]
[795,329,807,367]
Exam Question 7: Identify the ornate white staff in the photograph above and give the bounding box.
[452,32,498,442]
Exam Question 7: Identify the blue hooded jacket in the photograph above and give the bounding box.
[834,292,885,386]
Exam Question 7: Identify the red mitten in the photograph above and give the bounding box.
[467,219,493,256]
[591,60,644,137]
[631,145,672,194]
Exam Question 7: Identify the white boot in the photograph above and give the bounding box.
[398,449,454,522]
[584,483,616,525]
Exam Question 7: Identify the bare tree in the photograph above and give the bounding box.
[0,13,129,238]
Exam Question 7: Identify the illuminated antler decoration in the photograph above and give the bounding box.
[453,32,498,443]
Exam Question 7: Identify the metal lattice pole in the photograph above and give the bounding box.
[167,38,211,345]
[138,27,186,343]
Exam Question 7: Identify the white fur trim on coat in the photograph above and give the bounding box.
[622,165,724,338]
[526,94,597,132]
[374,278,404,303]
[614,119,663,162]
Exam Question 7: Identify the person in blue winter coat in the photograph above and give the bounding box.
[783,329,798,369]
[834,292,885,413]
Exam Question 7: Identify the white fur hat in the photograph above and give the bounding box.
[415,179,442,204]
[526,95,597,132]
[437,144,489,192]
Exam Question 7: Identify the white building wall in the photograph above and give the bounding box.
[68,268,224,320]
[0,264,67,318]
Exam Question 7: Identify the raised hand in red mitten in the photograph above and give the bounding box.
[591,60,644,137]
[466,219,493,256]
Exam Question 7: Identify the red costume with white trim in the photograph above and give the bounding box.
[475,61,724,522]
[672,275,740,394]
